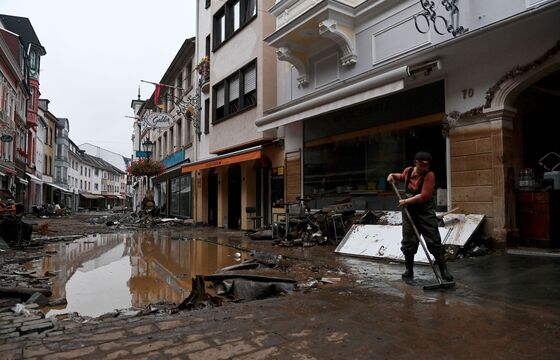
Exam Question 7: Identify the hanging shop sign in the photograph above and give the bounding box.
[143,112,176,129]
[0,134,13,142]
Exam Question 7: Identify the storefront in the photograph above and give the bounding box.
[302,81,447,211]
[79,192,104,210]
[152,155,192,218]
[182,145,282,230]
[26,172,43,208]
[47,183,72,208]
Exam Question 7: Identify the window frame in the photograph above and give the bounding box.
[212,0,257,51]
[212,59,257,124]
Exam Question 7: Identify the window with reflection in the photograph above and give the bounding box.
[213,0,257,49]
[212,59,256,123]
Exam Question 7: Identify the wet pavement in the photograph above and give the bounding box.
[1,225,560,359]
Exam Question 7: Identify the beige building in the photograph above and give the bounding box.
[184,0,279,230]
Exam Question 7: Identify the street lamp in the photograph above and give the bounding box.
[142,137,154,159]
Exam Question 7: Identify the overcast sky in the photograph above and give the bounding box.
[1,0,196,158]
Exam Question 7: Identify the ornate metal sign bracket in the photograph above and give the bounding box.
[414,0,468,37]
[167,83,202,141]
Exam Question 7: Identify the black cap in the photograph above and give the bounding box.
[414,151,432,163]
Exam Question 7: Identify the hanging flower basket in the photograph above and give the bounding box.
[127,159,164,176]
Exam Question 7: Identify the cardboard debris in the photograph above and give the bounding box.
[335,213,485,264]
[335,224,450,264]
[440,214,485,247]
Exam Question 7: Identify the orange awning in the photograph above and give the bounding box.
[181,149,262,174]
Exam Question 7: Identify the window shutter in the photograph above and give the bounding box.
[244,65,256,93]
[229,75,240,100]
[216,84,225,107]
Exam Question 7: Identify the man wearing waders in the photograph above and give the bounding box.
[387,151,453,281]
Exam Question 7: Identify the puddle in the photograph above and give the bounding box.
[25,231,249,318]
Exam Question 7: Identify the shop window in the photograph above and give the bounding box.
[170,175,192,218]
[301,80,446,210]
[156,182,167,215]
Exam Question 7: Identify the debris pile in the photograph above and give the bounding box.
[87,212,190,228]
[251,200,381,247]
[0,263,52,300]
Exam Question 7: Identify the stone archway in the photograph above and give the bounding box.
[482,43,560,246]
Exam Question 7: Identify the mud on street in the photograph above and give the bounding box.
[1,212,560,359]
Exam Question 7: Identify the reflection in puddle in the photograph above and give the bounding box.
[25,231,248,318]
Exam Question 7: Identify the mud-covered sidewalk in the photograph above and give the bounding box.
[1,213,559,359]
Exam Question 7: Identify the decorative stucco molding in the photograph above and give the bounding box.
[457,40,560,120]
[318,19,357,66]
[276,47,309,87]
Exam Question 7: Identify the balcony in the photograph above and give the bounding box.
[266,0,360,87]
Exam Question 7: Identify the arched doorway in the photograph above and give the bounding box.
[227,164,241,229]
[511,69,560,248]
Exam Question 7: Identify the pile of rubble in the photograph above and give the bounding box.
[87,211,193,228]
[250,201,381,248]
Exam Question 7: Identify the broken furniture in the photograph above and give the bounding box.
[330,213,345,242]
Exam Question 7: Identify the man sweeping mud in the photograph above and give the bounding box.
[387,151,453,282]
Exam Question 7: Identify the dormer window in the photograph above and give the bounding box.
[29,50,40,78]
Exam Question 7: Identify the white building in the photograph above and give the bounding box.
[260,0,560,248]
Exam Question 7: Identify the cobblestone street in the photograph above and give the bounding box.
[1,221,560,359]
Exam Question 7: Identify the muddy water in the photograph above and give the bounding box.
[25,231,248,318]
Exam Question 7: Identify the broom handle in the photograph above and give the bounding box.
[390,180,443,284]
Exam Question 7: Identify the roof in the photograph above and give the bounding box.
[0,14,46,55]
[81,153,125,174]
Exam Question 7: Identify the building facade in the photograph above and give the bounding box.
[258,0,560,248]
[0,14,46,212]
[185,0,280,229]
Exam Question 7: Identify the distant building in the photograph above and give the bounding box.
[0,14,46,212]
[79,143,130,173]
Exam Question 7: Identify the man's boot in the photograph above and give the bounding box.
[402,253,414,279]
[435,252,454,282]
